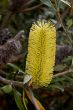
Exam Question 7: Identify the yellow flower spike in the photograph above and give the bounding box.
[25,20,56,88]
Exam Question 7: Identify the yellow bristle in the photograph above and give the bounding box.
[25,20,56,88]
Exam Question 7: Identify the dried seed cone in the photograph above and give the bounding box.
[26,20,56,88]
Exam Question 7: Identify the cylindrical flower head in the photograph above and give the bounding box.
[25,20,56,88]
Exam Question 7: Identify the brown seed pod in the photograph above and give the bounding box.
[0,31,24,68]
[0,39,22,68]
[0,28,12,45]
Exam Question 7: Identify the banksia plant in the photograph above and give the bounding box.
[25,20,56,88]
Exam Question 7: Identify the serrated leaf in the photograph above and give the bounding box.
[13,89,24,110]
[60,0,71,7]
[40,0,55,10]
[1,85,12,94]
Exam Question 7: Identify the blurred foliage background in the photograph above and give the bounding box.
[0,0,73,110]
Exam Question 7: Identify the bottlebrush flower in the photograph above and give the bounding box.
[25,20,56,88]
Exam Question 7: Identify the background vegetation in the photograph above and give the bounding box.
[0,0,73,110]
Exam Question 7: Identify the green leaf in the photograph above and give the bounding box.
[26,89,45,110]
[55,65,66,72]
[23,91,28,110]
[52,84,64,92]
[67,19,73,28]
[65,76,73,83]
[63,56,72,63]
[1,85,12,94]
[40,0,55,11]
[7,63,25,74]
[13,89,24,110]
[60,0,71,7]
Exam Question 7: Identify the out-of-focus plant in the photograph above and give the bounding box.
[0,0,73,110]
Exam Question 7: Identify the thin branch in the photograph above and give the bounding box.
[57,9,70,38]
[0,69,73,89]
[0,76,24,88]
[1,12,13,29]
[53,69,73,78]
[54,0,72,45]
[1,3,42,28]
[20,3,43,12]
